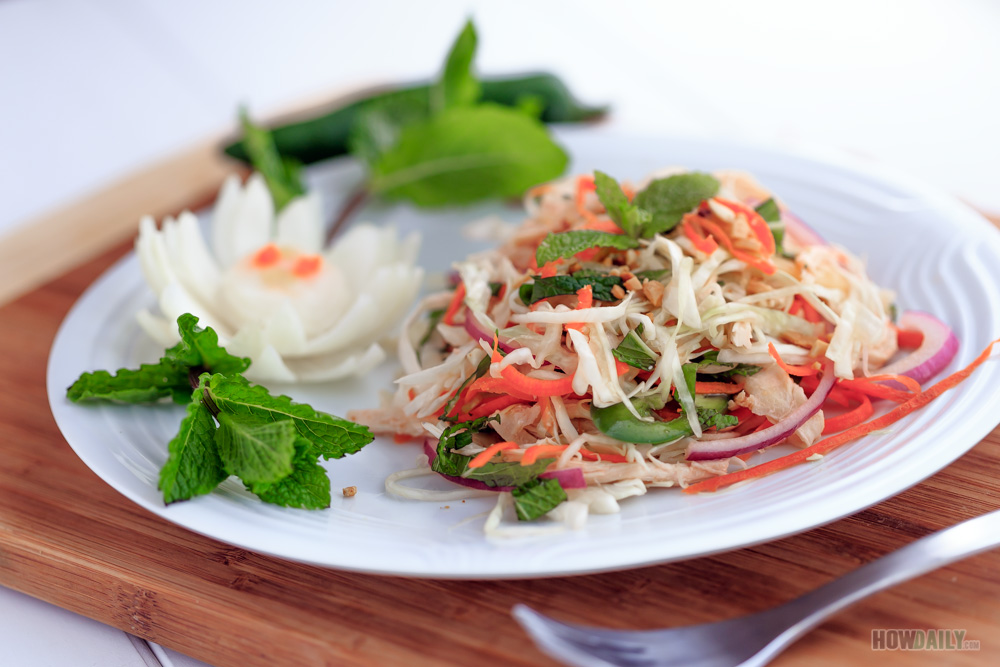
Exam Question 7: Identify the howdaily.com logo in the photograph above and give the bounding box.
[872,629,980,651]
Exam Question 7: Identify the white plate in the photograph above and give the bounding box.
[47,130,1000,579]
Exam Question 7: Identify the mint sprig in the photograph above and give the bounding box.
[534,230,639,266]
[67,314,373,509]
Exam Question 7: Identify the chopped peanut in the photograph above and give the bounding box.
[623,276,642,291]
[342,486,357,497]
[611,284,626,300]
[642,280,665,307]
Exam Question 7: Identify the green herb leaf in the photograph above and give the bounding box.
[166,313,251,378]
[512,477,567,521]
[535,230,639,266]
[67,361,189,404]
[633,173,720,237]
[431,415,499,478]
[239,108,306,212]
[432,19,480,111]
[681,363,699,399]
[593,171,651,237]
[693,351,760,378]
[613,329,657,370]
[463,458,554,487]
[755,198,781,223]
[348,91,430,167]
[439,353,493,422]
[214,412,297,484]
[418,307,446,352]
[519,270,624,305]
[248,437,332,510]
[698,409,739,431]
[634,268,670,281]
[204,374,373,460]
[158,387,226,504]
[369,103,568,207]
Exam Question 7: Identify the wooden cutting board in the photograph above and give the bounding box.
[1,154,999,667]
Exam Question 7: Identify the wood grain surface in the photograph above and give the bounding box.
[1,240,999,666]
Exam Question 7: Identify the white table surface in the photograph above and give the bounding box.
[1,0,998,665]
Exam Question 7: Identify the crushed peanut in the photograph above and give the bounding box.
[611,284,626,299]
[623,276,642,292]
[642,280,665,307]
[342,486,357,497]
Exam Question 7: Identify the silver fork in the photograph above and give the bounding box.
[514,509,1000,667]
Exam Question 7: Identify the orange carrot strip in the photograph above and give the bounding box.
[699,217,776,275]
[685,337,1000,494]
[682,216,719,254]
[822,393,873,434]
[468,442,519,469]
[521,444,568,466]
[467,376,536,401]
[860,374,922,394]
[768,342,819,376]
[539,259,563,278]
[897,328,924,349]
[799,297,822,324]
[713,199,776,256]
[500,366,576,398]
[565,284,594,332]
[468,394,525,419]
[694,381,742,394]
[441,282,466,326]
[838,379,912,403]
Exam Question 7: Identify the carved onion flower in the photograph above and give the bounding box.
[135,174,422,383]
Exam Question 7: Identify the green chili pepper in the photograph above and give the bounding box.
[590,401,694,445]
[223,73,607,165]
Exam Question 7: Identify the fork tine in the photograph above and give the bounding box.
[512,605,656,667]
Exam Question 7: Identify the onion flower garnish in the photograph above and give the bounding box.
[135,173,422,383]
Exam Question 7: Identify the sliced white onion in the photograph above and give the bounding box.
[686,364,835,460]
[877,311,959,386]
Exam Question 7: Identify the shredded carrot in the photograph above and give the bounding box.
[838,378,914,403]
[467,375,536,401]
[521,444,568,466]
[614,359,631,376]
[768,342,819,376]
[854,373,922,394]
[565,284,594,332]
[897,328,924,349]
[682,216,719,254]
[684,337,1000,494]
[712,199,776,256]
[799,297,822,324]
[698,217,776,275]
[468,394,525,419]
[575,175,601,225]
[822,393,873,433]
[500,366,576,398]
[694,381,742,394]
[468,442,518,469]
[441,282,466,326]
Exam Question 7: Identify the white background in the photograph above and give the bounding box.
[0,0,997,664]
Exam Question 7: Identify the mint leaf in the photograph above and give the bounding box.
[431,415,498,478]
[633,173,720,237]
[369,103,568,207]
[348,91,430,167]
[167,313,251,378]
[214,412,297,484]
[613,329,657,371]
[205,374,373,459]
[698,409,738,431]
[158,388,226,504]
[755,198,781,223]
[464,458,554,488]
[512,477,567,521]
[535,230,639,266]
[519,270,624,305]
[432,19,480,111]
[67,361,189,404]
[248,438,332,510]
[693,351,760,379]
[439,353,493,422]
[239,109,306,212]
[593,170,651,237]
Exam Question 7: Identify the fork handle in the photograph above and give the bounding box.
[757,509,1000,662]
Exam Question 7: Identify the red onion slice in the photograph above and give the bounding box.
[876,311,958,386]
[686,364,835,460]
[423,438,585,491]
[462,306,517,354]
